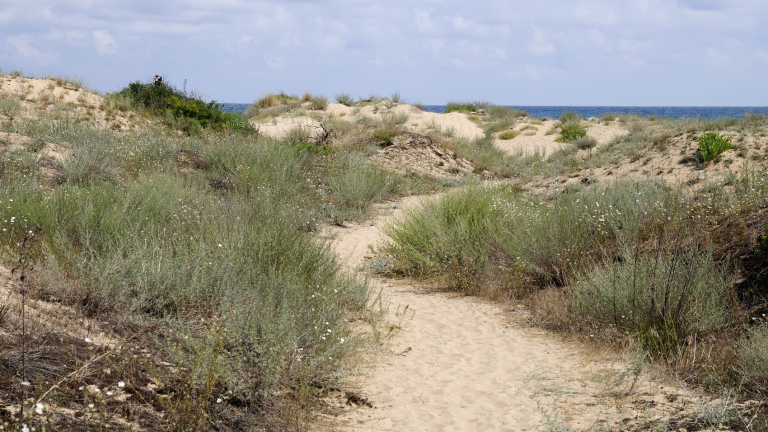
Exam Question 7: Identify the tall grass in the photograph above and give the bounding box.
[0,114,372,422]
[572,243,731,349]
[328,153,400,220]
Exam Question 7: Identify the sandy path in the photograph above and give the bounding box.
[323,196,694,432]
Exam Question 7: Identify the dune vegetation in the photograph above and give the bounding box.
[1,68,768,430]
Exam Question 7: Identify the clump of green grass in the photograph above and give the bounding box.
[498,130,520,140]
[382,187,504,290]
[698,132,733,162]
[328,153,400,220]
[445,101,475,113]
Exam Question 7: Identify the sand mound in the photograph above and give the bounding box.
[0,75,138,131]
[252,103,485,141]
[252,115,324,139]
[373,132,474,178]
[495,118,628,157]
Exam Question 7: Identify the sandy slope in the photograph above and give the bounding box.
[322,196,706,432]
[494,119,628,157]
[252,103,486,141]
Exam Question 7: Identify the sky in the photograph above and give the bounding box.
[1,0,767,105]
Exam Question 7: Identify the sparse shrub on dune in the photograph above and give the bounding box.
[556,122,587,143]
[335,92,355,106]
[571,243,731,350]
[445,101,475,113]
[559,111,580,124]
[311,95,328,110]
[574,136,597,156]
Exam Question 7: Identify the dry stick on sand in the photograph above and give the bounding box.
[12,229,38,419]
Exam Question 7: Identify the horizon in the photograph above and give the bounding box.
[2,1,767,106]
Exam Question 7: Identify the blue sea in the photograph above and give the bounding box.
[220,103,768,120]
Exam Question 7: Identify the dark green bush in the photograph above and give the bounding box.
[118,81,247,133]
[698,132,733,162]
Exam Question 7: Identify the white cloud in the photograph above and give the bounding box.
[7,35,42,58]
[527,26,555,56]
[93,30,116,55]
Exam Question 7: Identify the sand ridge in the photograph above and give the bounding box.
[251,103,486,141]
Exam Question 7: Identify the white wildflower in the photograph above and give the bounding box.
[35,402,44,415]
[84,337,92,343]
[216,398,222,403]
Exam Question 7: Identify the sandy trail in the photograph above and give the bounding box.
[324,196,693,432]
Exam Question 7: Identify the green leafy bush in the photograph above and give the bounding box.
[498,130,520,140]
[117,80,245,133]
[698,132,733,162]
[556,122,587,143]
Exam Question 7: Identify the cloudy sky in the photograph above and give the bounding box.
[1,0,766,105]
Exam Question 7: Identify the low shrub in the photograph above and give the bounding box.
[498,130,520,140]
[556,122,587,143]
[311,95,329,110]
[571,244,731,351]
[574,136,597,155]
[335,92,354,107]
[698,132,733,162]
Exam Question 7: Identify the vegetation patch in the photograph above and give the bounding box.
[556,122,587,143]
[698,131,733,162]
[498,130,520,140]
[117,80,247,133]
